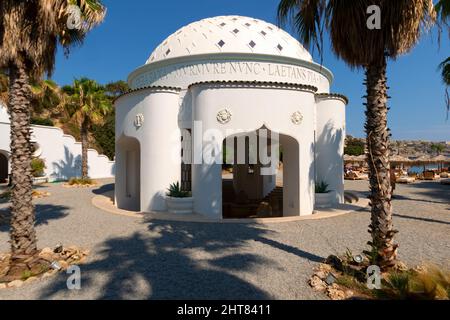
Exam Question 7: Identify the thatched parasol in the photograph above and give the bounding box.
[389,155,411,164]
[430,155,450,163]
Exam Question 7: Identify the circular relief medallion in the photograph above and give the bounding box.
[134,113,144,128]
[291,111,303,125]
[216,109,232,124]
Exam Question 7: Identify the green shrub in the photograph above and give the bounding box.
[92,112,115,160]
[166,181,191,198]
[315,181,330,193]
[31,158,46,177]
[68,177,93,185]
[0,189,11,201]
[31,117,54,126]
[375,266,450,300]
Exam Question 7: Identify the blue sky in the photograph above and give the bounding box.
[51,0,450,141]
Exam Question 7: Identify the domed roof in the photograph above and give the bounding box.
[146,15,313,64]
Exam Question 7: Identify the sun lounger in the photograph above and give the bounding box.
[396,176,415,184]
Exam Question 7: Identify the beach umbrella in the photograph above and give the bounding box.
[389,155,411,164]
[430,155,450,171]
[430,155,450,163]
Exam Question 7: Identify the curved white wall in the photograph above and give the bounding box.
[115,88,182,212]
[0,106,115,182]
[190,83,316,218]
[315,96,346,203]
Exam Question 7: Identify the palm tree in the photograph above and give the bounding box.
[436,0,449,116]
[62,78,112,179]
[278,0,436,269]
[105,80,130,99]
[30,79,62,117]
[0,1,106,260]
[0,69,8,104]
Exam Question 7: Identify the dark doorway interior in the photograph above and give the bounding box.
[0,153,8,183]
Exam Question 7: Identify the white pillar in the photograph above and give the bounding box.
[315,96,346,204]
[140,93,181,212]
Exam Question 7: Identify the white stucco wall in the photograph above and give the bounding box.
[0,103,115,181]
[315,96,347,203]
[115,88,182,212]
[190,83,316,218]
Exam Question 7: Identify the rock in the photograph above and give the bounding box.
[8,280,24,288]
[25,276,37,283]
[39,247,53,256]
[42,270,56,278]
[39,253,55,262]
[345,290,354,298]
[317,263,332,273]
[315,271,328,280]
[327,284,346,300]
[394,261,408,272]
[53,244,63,254]
[58,260,69,270]
[309,275,327,291]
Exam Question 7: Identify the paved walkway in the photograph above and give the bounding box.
[0,179,448,299]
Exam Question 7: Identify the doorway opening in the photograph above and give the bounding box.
[221,128,299,219]
[0,152,8,184]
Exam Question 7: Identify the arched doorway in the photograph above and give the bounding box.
[116,137,141,211]
[221,128,299,218]
[0,151,8,184]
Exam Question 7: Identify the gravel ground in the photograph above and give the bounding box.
[0,179,448,300]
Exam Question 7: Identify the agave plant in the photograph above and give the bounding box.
[315,181,330,194]
[167,182,191,198]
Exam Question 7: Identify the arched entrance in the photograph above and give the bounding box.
[221,128,299,219]
[115,137,141,211]
[0,151,8,184]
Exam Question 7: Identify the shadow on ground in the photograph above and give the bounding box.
[396,181,450,205]
[0,204,70,233]
[92,183,114,196]
[37,218,324,299]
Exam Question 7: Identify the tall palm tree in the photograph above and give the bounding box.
[278,0,436,269]
[0,69,8,104]
[436,0,449,116]
[62,78,111,179]
[0,1,106,260]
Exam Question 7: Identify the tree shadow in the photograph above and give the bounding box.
[398,181,450,205]
[51,146,82,181]
[393,213,450,226]
[253,237,325,263]
[37,219,325,299]
[0,204,70,233]
[92,183,114,196]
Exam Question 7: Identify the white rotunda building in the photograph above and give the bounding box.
[115,16,347,219]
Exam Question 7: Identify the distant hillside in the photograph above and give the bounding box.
[345,135,450,157]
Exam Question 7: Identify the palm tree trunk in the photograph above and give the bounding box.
[81,118,89,179]
[364,55,398,270]
[8,63,37,257]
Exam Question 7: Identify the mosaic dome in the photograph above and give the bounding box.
[146,15,313,64]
